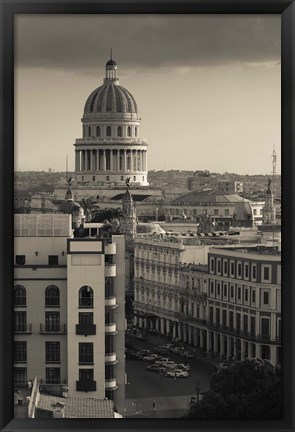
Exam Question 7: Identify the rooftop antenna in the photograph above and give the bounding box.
[110,48,112,60]
[271,145,277,246]
[66,154,68,186]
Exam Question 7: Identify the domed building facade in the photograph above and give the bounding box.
[74,57,149,187]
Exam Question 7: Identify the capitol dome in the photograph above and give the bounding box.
[84,85,138,115]
[74,55,149,187]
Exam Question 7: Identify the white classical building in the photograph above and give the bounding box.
[74,57,148,187]
[53,56,162,205]
[14,214,126,414]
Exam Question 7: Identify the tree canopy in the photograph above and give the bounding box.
[187,358,281,419]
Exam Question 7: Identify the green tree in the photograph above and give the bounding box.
[187,358,281,419]
[91,207,123,223]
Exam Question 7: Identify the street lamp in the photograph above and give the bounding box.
[195,380,201,403]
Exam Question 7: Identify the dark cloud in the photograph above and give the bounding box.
[15,15,280,71]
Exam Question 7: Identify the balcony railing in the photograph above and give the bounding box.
[40,324,66,334]
[105,264,116,277]
[206,323,280,344]
[76,380,96,392]
[14,323,32,334]
[105,297,117,308]
[76,324,96,336]
[105,323,117,334]
[105,353,117,364]
[105,378,117,390]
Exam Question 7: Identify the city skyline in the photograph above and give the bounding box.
[15,14,281,174]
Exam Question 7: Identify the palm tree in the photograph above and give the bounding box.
[79,197,100,222]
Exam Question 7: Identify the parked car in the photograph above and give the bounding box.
[215,362,229,370]
[143,354,159,362]
[165,369,189,378]
[176,363,190,371]
[155,358,170,365]
[138,349,151,356]
[181,351,194,358]
[147,364,163,372]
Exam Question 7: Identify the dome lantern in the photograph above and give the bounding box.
[104,49,119,84]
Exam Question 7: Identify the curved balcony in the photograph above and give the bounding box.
[105,264,116,277]
[105,353,117,364]
[105,297,118,308]
[105,243,116,255]
[105,378,117,390]
[105,323,117,334]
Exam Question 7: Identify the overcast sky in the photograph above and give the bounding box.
[15,14,281,174]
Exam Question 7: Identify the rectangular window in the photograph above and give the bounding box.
[217,259,221,273]
[46,367,60,384]
[245,264,249,278]
[46,342,60,363]
[261,345,270,360]
[216,308,220,325]
[243,315,248,333]
[252,264,257,280]
[79,312,93,325]
[214,209,218,216]
[252,290,256,303]
[217,282,221,296]
[230,261,235,277]
[236,313,241,331]
[79,368,93,382]
[261,318,270,336]
[223,283,227,298]
[14,341,27,362]
[223,260,228,275]
[237,286,241,301]
[45,311,60,332]
[237,263,242,277]
[230,284,234,299]
[79,343,94,364]
[14,311,27,332]
[210,281,214,295]
[229,311,234,329]
[210,258,215,273]
[251,316,256,335]
[222,310,227,326]
[14,367,27,385]
[263,267,270,281]
[209,306,214,323]
[225,209,229,216]
[48,255,58,266]
[16,255,25,265]
[244,288,249,302]
[263,291,269,305]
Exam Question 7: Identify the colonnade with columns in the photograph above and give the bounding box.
[133,314,280,364]
[75,148,147,173]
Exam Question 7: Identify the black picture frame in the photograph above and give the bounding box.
[0,1,294,431]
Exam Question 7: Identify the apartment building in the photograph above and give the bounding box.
[133,237,209,346]
[14,214,125,413]
[207,247,281,364]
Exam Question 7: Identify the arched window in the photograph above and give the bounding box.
[45,285,60,306]
[106,126,111,137]
[88,126,91,137]
[79,286,93,308]
[117,126,122,137]
[14,285,26,306]
[134,127,138,137]
[96,126,101,137]
[127,126,131,137]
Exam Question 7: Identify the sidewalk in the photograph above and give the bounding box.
[125,394,195,418]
